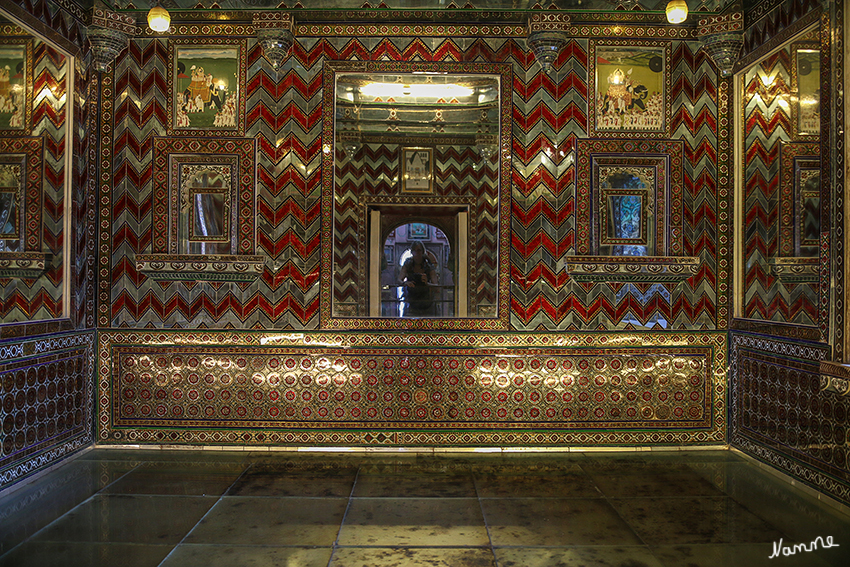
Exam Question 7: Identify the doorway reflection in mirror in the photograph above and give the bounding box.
[382,223,454,318]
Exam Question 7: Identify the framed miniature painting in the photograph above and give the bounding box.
[401,147,434,194]
[791,43,820,140]
[408,222,430,240]
[168,39,247,136]
[590,41,670,137]
[0,39,32,134]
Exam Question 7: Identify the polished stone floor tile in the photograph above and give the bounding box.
[493,546,665,567]
[353,472,477,498]
[689,461,850,543]
[481,498,642,547]
[160,544,334,567]
[0,460,138,554]
[339,498,489,546]
[474,464,601,498]
[587,468,727,498]
[329,547,497,566]
[609,496,786,545]
[0,541,174,567]
[184,496,347,546]
[32,494,218,544]
[228,469,357,497]
[652,543,843,567]
[102,462,247,496]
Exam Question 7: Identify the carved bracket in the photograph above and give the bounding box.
[819,361,850,397]
[136,254,264,282]
[566,256,700,283]
[0,251,47,278]
[768,257,819,283]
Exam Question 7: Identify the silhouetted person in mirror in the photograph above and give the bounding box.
[400,241,437,316]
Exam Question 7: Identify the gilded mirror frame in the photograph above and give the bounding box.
[320,60,512,330]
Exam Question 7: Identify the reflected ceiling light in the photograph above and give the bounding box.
[359,83,473,98]
[147,2,171,33]
[666,0,688,24]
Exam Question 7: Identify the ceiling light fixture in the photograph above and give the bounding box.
[359,83,473,98]
[147,2,171,33]
[666,0,689,24]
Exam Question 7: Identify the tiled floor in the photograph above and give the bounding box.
[1,448,849,567]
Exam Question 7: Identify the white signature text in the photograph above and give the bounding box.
[769,536,839,558]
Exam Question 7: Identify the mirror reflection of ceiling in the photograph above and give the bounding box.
[336,73,498,141]
[91,0,707,13]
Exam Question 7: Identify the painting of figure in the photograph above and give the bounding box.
[595,46,665,134]
[173,45,239,131]
[0,45,26,131]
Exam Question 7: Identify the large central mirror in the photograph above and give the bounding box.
[321,61,512,329]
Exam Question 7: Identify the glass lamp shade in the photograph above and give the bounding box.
[87,26,129,73]
[527,30,569,73]
[147,6,171,32]
[257,28,294,69]
[666,0,688,24]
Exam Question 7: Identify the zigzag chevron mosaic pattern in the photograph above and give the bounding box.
[107,36,726,331]
[743,0,821,61]
[0,41,66,322]
[742,48,818,324]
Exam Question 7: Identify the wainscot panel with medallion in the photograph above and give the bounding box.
[98,330,726,447]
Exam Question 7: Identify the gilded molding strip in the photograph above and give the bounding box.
[819,360,850,396]
[566,256,701,283]
[98,69,114,328]
[768,257,819,283]
[716,74,733,328]
[136,254,265,282]
[834,0,846,361]
[731,318,822,342]
[131,22,696,39]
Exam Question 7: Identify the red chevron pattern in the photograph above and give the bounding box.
[103,35,727,331]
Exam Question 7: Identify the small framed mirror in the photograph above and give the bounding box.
[321,61,512,329]
[181,166,232,255]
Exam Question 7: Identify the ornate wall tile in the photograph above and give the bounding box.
[0,331,94,492]
[97,330,727,447]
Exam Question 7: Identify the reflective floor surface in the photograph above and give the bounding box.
[0,448,849,567]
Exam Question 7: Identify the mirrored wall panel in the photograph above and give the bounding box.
[740,24,822,325]
[0,13,70,323]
